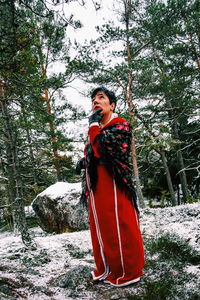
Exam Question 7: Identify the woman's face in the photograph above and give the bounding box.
[92,91,115,115]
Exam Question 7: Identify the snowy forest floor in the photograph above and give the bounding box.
[0,202,200,300]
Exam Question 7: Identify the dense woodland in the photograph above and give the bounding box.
[0,0,199,245]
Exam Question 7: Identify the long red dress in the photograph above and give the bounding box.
[86,116,145,287]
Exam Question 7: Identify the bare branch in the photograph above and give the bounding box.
[180,138,200,152]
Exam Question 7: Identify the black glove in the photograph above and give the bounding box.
[75,158,86,175]
[89,109,103,125]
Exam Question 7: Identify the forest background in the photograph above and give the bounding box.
[0,0,199,245]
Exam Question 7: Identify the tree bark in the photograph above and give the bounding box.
[44,89,63,181]
[135,109,177,206]
[160,150,176,206]
[166,95,190,203]
[172,121,190,203]
[38,43,63,181]
[0,85,34,248]
[123,0,145,208]
[131,136,145,208]
[21,104,38,185]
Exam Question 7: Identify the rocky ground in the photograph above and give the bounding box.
[0,202,200,300]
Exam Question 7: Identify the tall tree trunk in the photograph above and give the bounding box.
[0,85,35,248]
[38,42,63,181]
[131,135,145,208]
[21,104,39,185]
[123,0,145,208]
[135,109,177,206]
[43,89,63,181]
[160,150,176,206]
[172,121,190,203]
[167,97,190,204]
[177,148,189,203]
[127,97,145,208]
[153,40,190,203]
[116,76,145,208]
[177,184,180,205]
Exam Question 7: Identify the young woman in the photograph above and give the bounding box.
[76,87,145,287]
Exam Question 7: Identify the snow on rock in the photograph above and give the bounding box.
[38,182,82,200]
[32,181,88,233]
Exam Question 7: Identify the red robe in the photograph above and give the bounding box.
[86,116,145,287]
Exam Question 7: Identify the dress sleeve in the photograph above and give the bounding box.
[88,125,101,158]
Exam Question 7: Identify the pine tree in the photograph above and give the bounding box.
[67,0,199,205]
[138,0,199,203]
[0,0,83,243]
[67,0,148,208]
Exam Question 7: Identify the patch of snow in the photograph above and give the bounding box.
[0,228,93,299]
[0,201,199,299]
[38,181,81,199]
[185,265,200,276]
[25,205,35,217]
[141,202,200,251]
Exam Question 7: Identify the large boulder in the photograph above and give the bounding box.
[32,182,89,233]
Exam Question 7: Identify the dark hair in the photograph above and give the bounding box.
[91,86,117,106]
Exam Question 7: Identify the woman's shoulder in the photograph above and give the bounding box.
[115,116,129,123]
[107,116,129,127]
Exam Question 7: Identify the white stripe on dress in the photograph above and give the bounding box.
[86,168,108,280]
[113,178,125,284]
[133,205,140,228]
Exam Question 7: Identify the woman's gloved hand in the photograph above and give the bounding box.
[75,158,86,175]
[89,109,103,125]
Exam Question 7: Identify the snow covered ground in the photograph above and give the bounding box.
[0,202,200,299]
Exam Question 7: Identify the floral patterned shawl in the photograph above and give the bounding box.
[81,120,139,214]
